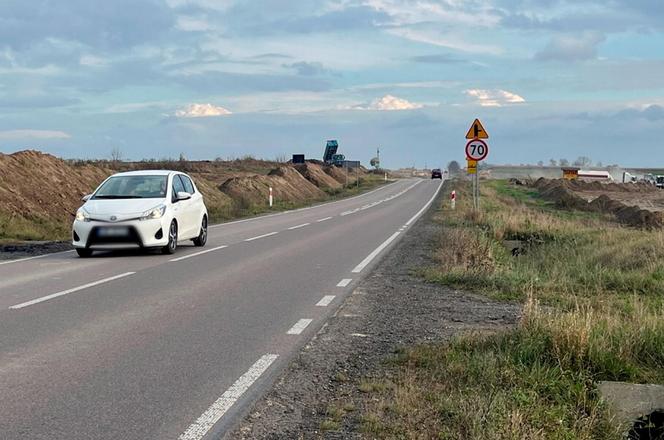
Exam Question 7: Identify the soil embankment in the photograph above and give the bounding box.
[0,150,370,243]
[533,178,664,228]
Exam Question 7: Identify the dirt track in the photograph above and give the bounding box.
[228,191,520,439]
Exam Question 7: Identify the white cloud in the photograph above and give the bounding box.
[0,129,71,140]
[175,103,232,118]
[355,94,424,111]
[465,89,526,107]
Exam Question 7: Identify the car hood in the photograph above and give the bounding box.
[82,198,165,219]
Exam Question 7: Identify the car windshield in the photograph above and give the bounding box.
[93,175,168,199]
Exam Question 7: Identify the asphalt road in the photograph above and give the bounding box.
[0,178,443,440]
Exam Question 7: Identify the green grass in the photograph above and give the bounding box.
[358,178,664,439]
[0,212,71,242]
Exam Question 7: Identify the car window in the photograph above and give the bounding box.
[180,175,195,194]
[93,175,167,199]
[172,175,186,202]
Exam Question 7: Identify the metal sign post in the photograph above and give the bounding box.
[465,120,489,210]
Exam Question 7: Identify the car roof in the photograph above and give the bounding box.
[110,170,180,177]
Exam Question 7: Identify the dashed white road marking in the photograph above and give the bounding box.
[338,180,421,217]
[178,353,279,440]
[316,216,333,223]
[244,232,278,242]
[336,278,352,287]
[9,272,136,309]
[316,295,336,307]
[286,318,313,335]
[351,231,401,274]
[169,245,228,262]
[287,223,310,230]
[0,250,76,266]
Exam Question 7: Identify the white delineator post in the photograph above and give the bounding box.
[269,187,273,207]
[384,172,387,182]
[451,190,456,210]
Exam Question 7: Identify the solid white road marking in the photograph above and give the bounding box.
[287,223,310,230]
[244,232,278,242]
[169,245,228,262]
[336,278,352,287]
[316,295,336,307]
[178,353,279,440]
[351,231,401,273]
[405,180,444,226]
[0,250,76,266]
[316,216,333,222]
[9,272,136,309]
[286,318,313,335]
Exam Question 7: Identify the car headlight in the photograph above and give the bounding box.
[140,204,166,221]
[75,209,90,222]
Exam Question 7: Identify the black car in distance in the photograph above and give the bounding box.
[431,169,443,179]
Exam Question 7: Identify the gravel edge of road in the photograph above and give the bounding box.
[226,188,521,439]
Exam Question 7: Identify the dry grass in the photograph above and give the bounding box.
[359,178,664,439]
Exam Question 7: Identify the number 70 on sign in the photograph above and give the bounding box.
[465,139,489,161]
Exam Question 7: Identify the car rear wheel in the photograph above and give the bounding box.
[192,216,207,247]
[162,221,178,254]
[76,248,93,258]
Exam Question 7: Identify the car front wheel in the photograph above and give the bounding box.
[192,216,207,247]
[162,221,178,254]
[76,248,93,258]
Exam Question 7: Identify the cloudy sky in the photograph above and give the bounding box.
[0,0,663,168]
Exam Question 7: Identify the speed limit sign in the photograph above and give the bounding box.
[465,139,489,161]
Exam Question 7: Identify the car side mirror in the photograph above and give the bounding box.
[81,194,92,202]
[176,191,191,201]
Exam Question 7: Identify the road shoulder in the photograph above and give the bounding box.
[228,189,520,438]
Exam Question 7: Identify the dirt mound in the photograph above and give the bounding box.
[294,162,342,190]
[533,178,590,210]
[533,178,664,228]
[323,165,349,184]
[0,150,361,241]
[0,150,111,222]
[220,166,326,206]
[565,179,657,194]
[589,195,664,228]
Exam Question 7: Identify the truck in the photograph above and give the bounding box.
[656,175,664,189]
[323,140,345,166]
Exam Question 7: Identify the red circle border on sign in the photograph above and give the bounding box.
[465,139,489,161]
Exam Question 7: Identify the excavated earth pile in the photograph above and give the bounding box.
[0,150,112,223]
[293,162,342,190]
[219,166,327,205]
[0,150,368,242]
[533,178,664,229]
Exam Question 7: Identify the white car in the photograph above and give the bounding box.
[72,170,208,257]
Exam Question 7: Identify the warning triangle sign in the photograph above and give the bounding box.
[465,119,489,139]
